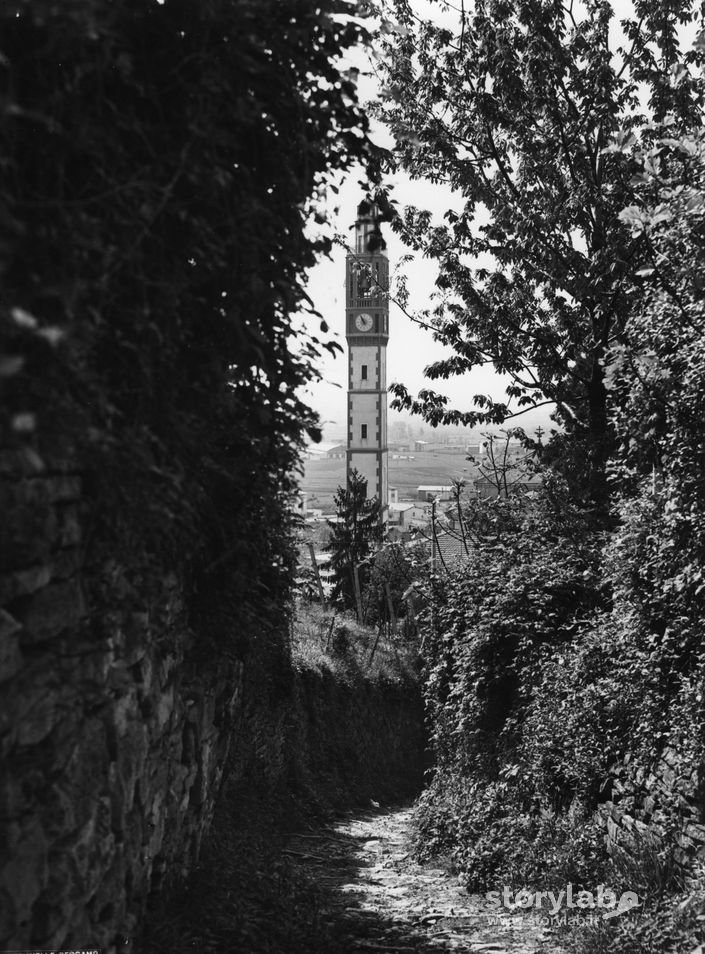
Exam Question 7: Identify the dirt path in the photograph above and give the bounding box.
[284,805,564,953]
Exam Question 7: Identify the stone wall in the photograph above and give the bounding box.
[1,445,427,954]
[0,447,245,953]
[228,661,425,811]
[138,654,426,954]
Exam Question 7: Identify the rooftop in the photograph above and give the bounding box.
[433,530,472,567]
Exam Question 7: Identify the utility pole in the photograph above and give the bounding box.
[384,582,397,635]
[308,542,326,605]
[351,562,364,623]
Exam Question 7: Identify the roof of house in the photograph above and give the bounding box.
[433,531,472,566]
[417,485,454,492]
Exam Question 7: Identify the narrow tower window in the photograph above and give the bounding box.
[361,424,368,439]
[361,364,368,380]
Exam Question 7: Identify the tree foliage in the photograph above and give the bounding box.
[406,64,705,935]
[362,538,428,632]
[358,6,705,943]
[327,470,383,613]
[0,0,374,650]
[375,0,704,493]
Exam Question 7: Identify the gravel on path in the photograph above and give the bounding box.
[284,804,565,954]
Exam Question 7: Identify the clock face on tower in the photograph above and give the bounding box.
[355,312,373,332]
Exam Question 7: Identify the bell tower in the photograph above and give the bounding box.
[346,200,389,522]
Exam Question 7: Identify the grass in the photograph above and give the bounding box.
[291,602,418,686]
[301,450,480,512]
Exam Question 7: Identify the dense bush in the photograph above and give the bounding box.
[414,487,605,880]
[419,485,606,775]
[416,476,705,891]
[0,0,373,656]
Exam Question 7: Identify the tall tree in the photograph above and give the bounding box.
[374,0,704,499]
[327,470,383,614]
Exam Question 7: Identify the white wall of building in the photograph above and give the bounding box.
[350,392,379,447]
[350,345,378,390]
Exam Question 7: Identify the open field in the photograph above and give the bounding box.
[301,449,479,512]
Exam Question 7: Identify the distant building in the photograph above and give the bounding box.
[422,441,467,453]
[389,501,415,530]
[414,439,429,452]
[410,501,434,526]
[326,444,346,459]
[416,485,454,502]
[473,475,543,499]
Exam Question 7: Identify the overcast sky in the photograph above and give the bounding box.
[299,0,700,442]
